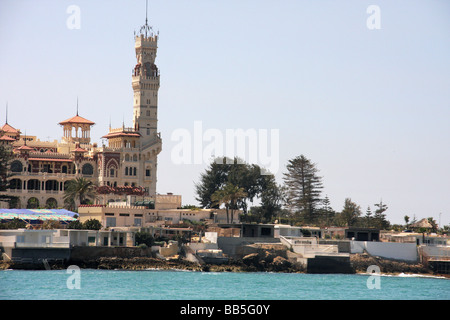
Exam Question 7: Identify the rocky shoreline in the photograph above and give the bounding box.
[2,253,448,278]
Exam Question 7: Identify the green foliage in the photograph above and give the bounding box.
[67,219,84,229]
[0,218,27,229]
[211,182,247,223]
[195,157,278,215]
[63,177,98,210]
[372,200,390,229]
[135,231,154,247]
[0,145,12,191]
[335,198,362,227]
[283,155,323,224]
[42,220,61,229]
[82,218,102,230]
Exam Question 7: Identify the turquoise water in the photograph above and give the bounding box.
[0,269,449,300]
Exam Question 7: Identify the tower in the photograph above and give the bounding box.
[132,4,162,198]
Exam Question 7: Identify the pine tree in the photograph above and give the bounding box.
[373,200,390,230]
[365,206,373,227]
[283,155,323,224]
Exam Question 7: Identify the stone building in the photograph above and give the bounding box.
[1,15,162,209]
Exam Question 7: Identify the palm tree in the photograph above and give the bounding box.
[64,177,97,210]
[211,183,247,223]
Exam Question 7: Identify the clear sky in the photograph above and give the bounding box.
[1,0,449,226]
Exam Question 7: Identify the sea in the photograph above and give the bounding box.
[0,269,449,300]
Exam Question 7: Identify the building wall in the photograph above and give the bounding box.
[78,205,215,228]
[350,240,418,262]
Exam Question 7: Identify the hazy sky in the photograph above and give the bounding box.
[1,0,449,226]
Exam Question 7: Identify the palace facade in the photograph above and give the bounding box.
[1,18,162,209]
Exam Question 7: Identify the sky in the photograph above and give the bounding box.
[0,0,449,226]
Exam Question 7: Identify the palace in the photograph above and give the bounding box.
[0,16,162,209]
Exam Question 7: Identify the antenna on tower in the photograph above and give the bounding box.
[145,0,148,28]
[76,96,79,116]
[5,101,8,124]
[139,0,153,38]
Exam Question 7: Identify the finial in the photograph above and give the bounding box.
[138,0,153,38]
[144,0,149,37]
[76,96,79,116]
[5,101,8,124]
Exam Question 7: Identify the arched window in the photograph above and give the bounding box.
[10,160,23,173]
[9,178,22,190]
[125,167,129,176]
[46,198,58,209]
[82,163,94,175]
[27,197,40,209]
[27,179,41,190]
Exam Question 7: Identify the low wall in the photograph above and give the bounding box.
[319,240,351,253]
[419,245,450,260]
[307,255,354,274]
[351,241,418,262]
[186,243,219,252]
[7,248,71,263]
[69,246,154,261]
[217,237,281,258]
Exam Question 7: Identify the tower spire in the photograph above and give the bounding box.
[5,102,8,124]
[138,0,152,38]
[76,96,79,116]
[145,0,148,30]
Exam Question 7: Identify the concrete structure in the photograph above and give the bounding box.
[214,223,273,238]
[274,224,303,238]
[345,227,380,241]
[79,205,213,228]
[280,236,353,273]
[0,14,162,208]
[350,240,418,262]
[0,229,80,263]
[381,231,449,246]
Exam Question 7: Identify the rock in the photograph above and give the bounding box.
[270,256,292,272]
[242,253,260,266]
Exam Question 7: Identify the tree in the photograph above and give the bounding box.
[82,218,102,230]
[211,182,247,223]
[336,198,361,227]
[135,231,154,247]
[283,155,323,224]
[64,177,98,210]
[365,206,373,227]
[404,215,410,229]
[373,200,390,229]
[0,218,26,229]
[67,219,83,229]
[427,217,438,233]
[195,157,277,214]
[0,145,18,207]
[317,195,335,227]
